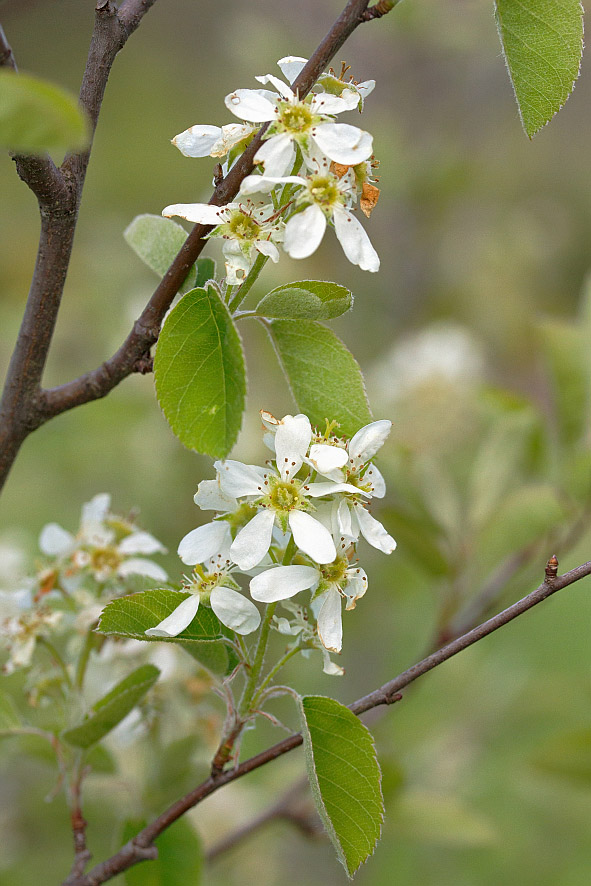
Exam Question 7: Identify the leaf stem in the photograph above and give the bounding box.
[237,602,278,717]
[37,636,73,689]
[251,645,301,709]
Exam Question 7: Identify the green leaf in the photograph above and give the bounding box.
[0,69,90,153]
[122,817,203,886]
[195,257,216,288]
[495,0,584,138]
[123,214,197,292]
[532,728,591,784]
[256,280,352,320]
[97,589,235,675]
[62,664,159,749]
[154,286,246,457]
[0,692,23,735]
[268,320,372,437]
[85,744,117,775]
[298,695,383,877]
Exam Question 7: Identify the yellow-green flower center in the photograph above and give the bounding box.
[306,175,342,212]
[269,480,301,511]
[227,211,260,241]
[277,101,313,133]
[90,548,121,575]
[319,556,348,585]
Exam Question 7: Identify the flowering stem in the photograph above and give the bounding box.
[250,645,301,709]
[37,636,72,689]
[237,602,278,718]
[228,253,269,313]
[74,626,97,690]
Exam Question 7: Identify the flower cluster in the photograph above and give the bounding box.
[163,56,380,282]
[0,495,168,676]
[147,411,396,674]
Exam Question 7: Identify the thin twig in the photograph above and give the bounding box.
[62,556,591,886]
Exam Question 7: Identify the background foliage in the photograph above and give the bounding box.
[1,0,591,883]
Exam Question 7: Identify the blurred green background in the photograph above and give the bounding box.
[1,0,591,884]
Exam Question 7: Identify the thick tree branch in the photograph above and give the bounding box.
[0,1,157,493]
[40,0,390,420]
[63,557,591,886]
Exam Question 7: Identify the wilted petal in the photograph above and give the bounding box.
[194,478,237,512]
[211,122,255,157]
[349,420,392,462]
[312,122,373,165]
[333,207,380,272]
[275,414,311,480]
[215,459,267,497]
[145,595,199,637]
[119,532,166,555]
[308,443,348,473]
[317,587,343,652]
[253,133,296,178]
[250,564,318,602]
[284,204,326,259]
[225,88,277,122]
[344,567,368,609]
[39,523,75,557]
[277,56,307,84]
[118,559,168,581]
[230,509,275,570]
[365,463,386,498]
[288,510,336,564]
[210,586,261,634]
[162,202,225,225]
[172,124,222,157]
[322,648,344,675]
[178,521,230,565]
[354,504,396,554]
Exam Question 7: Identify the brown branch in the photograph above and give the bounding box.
[40,0,386,422]
[0,1,157,494]
[63,556,591,886]
[0,23,17,70]
[68,768,92,880]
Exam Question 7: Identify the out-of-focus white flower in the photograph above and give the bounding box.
[0,589,61,674]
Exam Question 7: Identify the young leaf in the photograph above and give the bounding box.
[495,0,584,138]
[256,280,352,320]
[0,69,90,153]
[154,286,246,457]
[267,320,372,436]
[123,214,197,292]
[122,817,203,886]
[97,589,236,675]
[62,664,159,749]
[298,695,383,878]
[195,257,216,288]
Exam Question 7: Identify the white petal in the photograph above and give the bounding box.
[284,205,326,259]
[260,410,280,431]
[118,531,166,555]
[277,56,307,84]
[211,122,255,157]
[305,481,370,498]
[241,170,303,195]
[312,122,373,165]
[118,559,168,581]
[39,523,75,557]
[354,505,396,554]
[288,511,336,564]
[275,414,311,480]
[224,88,277,122]
[162,202,225,225]
[253,133,296,177]
[317,587,343,652]
[230,509,275,570]
[250,564,318,602]
[333,207,380,272]
[222,239,254,284]
[145,595,199,637]
[337,499,353,536]
[172,124,222,157]
[193,478,237,512]
[308,443,348,473]
[81,493,111,524]
[322,649,344,675]
[255,73,295,101]
[365,463,386,499]
[336,88,363,111]
[210,586,261,634]
[310,93,351,115]
[178,521,230,565]
[349,420,392,462]
[344,567,368,609]
[255,239,280,262]
[215,459,268,497]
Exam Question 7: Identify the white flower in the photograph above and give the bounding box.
[39,494,168,583]
[224,61,373,177]
[240,164,379,271]
[146,550,260,638]
[162,199,282,284]
[0,589,62,674]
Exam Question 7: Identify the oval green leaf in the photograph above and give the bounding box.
[154,285,246,457]
[267,320,372,437]
[298,695,383,878]
[495,0,584,138]
[124,214,197,292]
[62,664,160,749]
[0,69,90,153]
[256,280,353,320]
[97,588,236,675]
